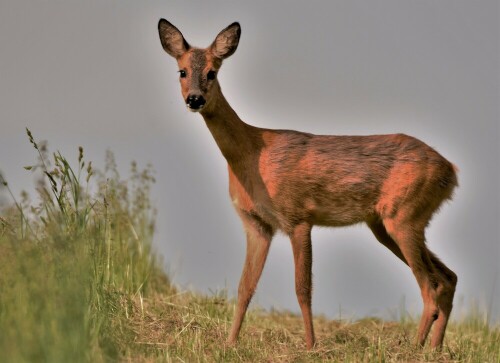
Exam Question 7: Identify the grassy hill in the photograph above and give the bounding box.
[0,131,498,362]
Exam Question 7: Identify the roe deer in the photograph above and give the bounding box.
[158,19,458,350]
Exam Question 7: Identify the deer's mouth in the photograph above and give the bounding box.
[186,103,205,112]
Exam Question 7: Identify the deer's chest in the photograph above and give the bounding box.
[227,163,280,226]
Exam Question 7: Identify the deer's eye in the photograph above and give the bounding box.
[179,70,187,78]
[207,70,216,80]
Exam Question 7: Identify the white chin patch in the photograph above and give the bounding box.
[186,104,204,112]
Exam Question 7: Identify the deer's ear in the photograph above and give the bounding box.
[210,22,241,60]
[158,19,190,59]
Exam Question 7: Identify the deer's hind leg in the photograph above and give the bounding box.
[382,213,441,347]
[370,216,456,348]
[228,212,274,345]
[376,161,458,348]
[427,250,457,348]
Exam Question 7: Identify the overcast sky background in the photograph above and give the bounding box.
[1,1,498,322]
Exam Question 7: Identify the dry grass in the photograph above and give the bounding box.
[107,289,499,363]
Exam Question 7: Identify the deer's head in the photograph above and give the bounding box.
[158,19,241,112]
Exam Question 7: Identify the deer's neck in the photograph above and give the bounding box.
[200,85,260,164]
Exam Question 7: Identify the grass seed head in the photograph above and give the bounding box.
[26,128,38,149]
[78,146,84,165]
[86,161,93,183]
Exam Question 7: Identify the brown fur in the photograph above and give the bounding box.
[158,19,458,350]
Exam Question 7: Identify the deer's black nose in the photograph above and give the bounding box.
[186,94,206,110]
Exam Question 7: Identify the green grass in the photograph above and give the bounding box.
[0,130,166,362]
[0,130,498,362]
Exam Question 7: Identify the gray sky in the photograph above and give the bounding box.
[1,0,499,322]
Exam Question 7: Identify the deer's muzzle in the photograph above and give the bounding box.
[186,94,206,111]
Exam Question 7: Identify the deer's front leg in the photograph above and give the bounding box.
[228,212,274,346]
[290,222,315,349]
